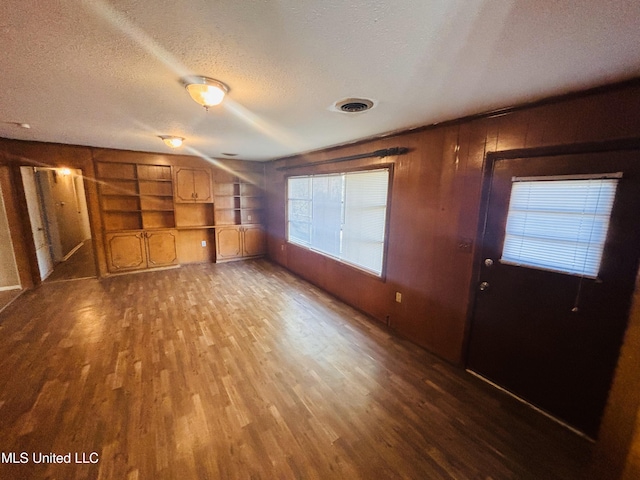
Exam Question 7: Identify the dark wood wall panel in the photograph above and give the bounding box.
[265,82,640,365]
[265,80,640,477]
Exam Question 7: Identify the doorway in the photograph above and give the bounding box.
[20,167,96,283]
[0,170,22,312]
[466,148,640,438]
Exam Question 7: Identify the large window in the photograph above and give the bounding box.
[501,175,619,277]
[287,168,390,276]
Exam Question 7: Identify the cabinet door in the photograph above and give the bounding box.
[105,231,146,272]
[174,168,196,202]
[174,168,212,203]
[192,169,212,202]
[242,225,266,257]
[215,226,242,260]
[145,230,179,267]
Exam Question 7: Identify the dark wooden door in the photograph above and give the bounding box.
[467,149,640,438]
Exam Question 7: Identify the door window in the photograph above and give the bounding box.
[501,174,620,278]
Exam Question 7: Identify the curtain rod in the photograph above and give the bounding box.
[277,147,410,171]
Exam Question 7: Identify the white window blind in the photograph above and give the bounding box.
[501,176,619,278]
[287,168,390,275]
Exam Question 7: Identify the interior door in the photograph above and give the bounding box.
[466,149,640,438]
[20,167,54,280]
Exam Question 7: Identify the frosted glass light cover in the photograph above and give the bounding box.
[184,78,228,107]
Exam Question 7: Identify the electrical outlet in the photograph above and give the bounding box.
[248,215,252,221]
[395,292,402,303]
[201,240,207,247]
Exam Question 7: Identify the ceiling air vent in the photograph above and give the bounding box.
[335,98,375,113]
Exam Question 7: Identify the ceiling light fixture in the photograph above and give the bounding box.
[159,135,184,148]
[182,76,229,110]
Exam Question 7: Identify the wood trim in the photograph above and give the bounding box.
[463,139,640,366]
[0,165,36,288]
[277,147,409,171]
[487,137,640,159]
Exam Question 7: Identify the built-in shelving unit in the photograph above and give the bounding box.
[96,161,178,272]
[172,167,215,264]
[97,162,175,232]
[213,171,264,226]
[96,158,264,270]
[213,169,266,262]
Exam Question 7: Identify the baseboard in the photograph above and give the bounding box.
[466,369,595,442]
[0,285,21,292]
[62,241,85,261]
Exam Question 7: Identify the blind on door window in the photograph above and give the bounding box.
[501,176,619,278]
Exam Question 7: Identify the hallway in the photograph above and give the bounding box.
[44,239,96,283]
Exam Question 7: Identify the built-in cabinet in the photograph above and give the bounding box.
[174,167,213,203]
[97,161,179,273]
[215,225,266,261]
[213,169,266,262]
[173,167,215,265]
[105,229,178,272]
[97,162,175,231]
[97,159,264,272]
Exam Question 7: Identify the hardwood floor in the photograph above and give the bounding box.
[0,260,592,479]
[0,289,22,313]
[45,240,97,283]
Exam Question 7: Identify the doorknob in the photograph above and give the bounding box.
[479,281,490,291]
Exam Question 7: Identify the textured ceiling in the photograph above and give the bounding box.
[1,0,639,161]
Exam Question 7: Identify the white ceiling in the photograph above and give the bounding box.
[1,0,639,161]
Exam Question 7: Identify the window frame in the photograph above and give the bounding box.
[285,164,394,279]
[499,173,621,279]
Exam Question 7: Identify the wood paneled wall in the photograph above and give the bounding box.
[265,81,640,363]
[265,81,640,478]
[0,140,262,280]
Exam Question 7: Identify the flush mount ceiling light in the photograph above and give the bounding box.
[159,135,184,148]
[182,76,229,110]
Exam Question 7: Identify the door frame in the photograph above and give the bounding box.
[465,137,640,358]
[14,164,99,285]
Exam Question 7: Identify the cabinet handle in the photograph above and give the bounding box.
[195,192,198,199]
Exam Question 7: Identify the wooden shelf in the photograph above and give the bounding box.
[97,161,176,233]
[214,176,264,225]
[176,225,215,230]
[175,199,214,228]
